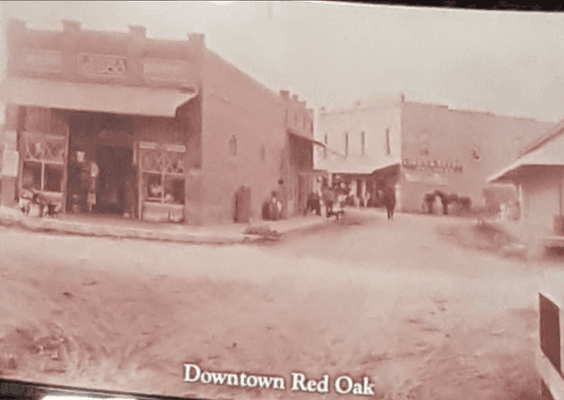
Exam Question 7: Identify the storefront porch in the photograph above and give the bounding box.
[0,204,330,244]
[1,83,202,224]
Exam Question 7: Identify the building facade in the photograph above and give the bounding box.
[489,121,564,236]
[315,94,403,207]
[316,93,555,213]
[0,20,319,225]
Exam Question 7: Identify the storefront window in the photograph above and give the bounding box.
[44,164,64,192]
[22,161,41,190]
[165,176,185,204]
[21,132,66,193]
[229,135,237,156]
[140,143,186,206]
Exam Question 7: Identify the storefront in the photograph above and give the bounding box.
[0,18,204,223]
[2,20,320,225]
[10,105,198,223]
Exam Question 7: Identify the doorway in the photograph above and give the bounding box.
[95,145,133,215]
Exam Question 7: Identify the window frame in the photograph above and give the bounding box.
[139,142,186,206]
[229,135,238,157]
[20,131,66,193]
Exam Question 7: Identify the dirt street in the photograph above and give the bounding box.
[0,209,555,400]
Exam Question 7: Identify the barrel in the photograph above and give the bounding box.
[234,186,251,223]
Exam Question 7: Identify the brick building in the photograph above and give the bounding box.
[316,93,555,213]
[0,20,320,224]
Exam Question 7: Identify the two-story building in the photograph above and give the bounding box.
[316,93,555,213]
[0,20,320,225]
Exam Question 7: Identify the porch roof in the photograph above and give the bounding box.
[319,156,400,175]
[488,131,564,183]
[288,131,327,148]
[0,77,198,118]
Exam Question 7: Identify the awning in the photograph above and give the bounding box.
[489,131,564,183]
[0,78,198,118]
[288,131,327,148]
[318,156,400,175]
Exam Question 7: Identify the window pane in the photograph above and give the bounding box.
[229,136,237,156]
[44,164,64,192]
[22,161,41,190]
[144,173,163,202]
[164,177,185,205]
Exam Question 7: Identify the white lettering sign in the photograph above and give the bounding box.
[78,53,127,76]
[183,363,377,396]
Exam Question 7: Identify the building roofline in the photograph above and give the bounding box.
[403,100,556,124]
[518,119,564,157]
[204,48,315,110]
[319,93,404,115]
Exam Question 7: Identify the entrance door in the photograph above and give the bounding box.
[95,146,132,215]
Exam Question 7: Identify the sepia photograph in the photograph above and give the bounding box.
[0,1,564,400]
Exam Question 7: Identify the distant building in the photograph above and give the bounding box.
[0,19,321,224]
[316,93,555,213]
[315,94,403,207]
[489,120,564,236]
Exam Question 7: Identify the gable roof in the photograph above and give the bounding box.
[518,119,564,157]
[488,120,564,183]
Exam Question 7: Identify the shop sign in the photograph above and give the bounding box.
[403,171,447,186]
[21,49,63,73]
[143,58,189,82]
[77,53,128,76]
[402,158,463,173]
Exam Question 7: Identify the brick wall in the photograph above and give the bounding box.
[200,50,286,224]
[399,102,556,212]
[6,19,201,90]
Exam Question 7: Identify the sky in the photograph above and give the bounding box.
[1,1,564,122]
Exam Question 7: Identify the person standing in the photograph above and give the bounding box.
[322,184,335,218]
[124,166,137,219]
[87,159,99,213]
[383,184,396,220]
[269,191,281,221]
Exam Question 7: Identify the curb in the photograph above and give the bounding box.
[0,209,330,245]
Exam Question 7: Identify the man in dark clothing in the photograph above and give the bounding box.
[383,185,396,220]
[306,192,321,215]
[322,185,335,218]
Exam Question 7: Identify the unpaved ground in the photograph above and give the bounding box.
[0,209,555,400]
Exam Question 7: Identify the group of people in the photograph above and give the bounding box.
[305,182,349,220]
[306,182,397,220]
[267,178,398,221]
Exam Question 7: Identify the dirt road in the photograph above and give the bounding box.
[0,209,554,400]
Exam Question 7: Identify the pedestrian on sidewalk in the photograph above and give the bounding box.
[383,184,396,220]
[306,191,321,215]
[266,191,281,221]
[322,184,335,218]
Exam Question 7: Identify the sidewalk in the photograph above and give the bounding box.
[0,206,331,244]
